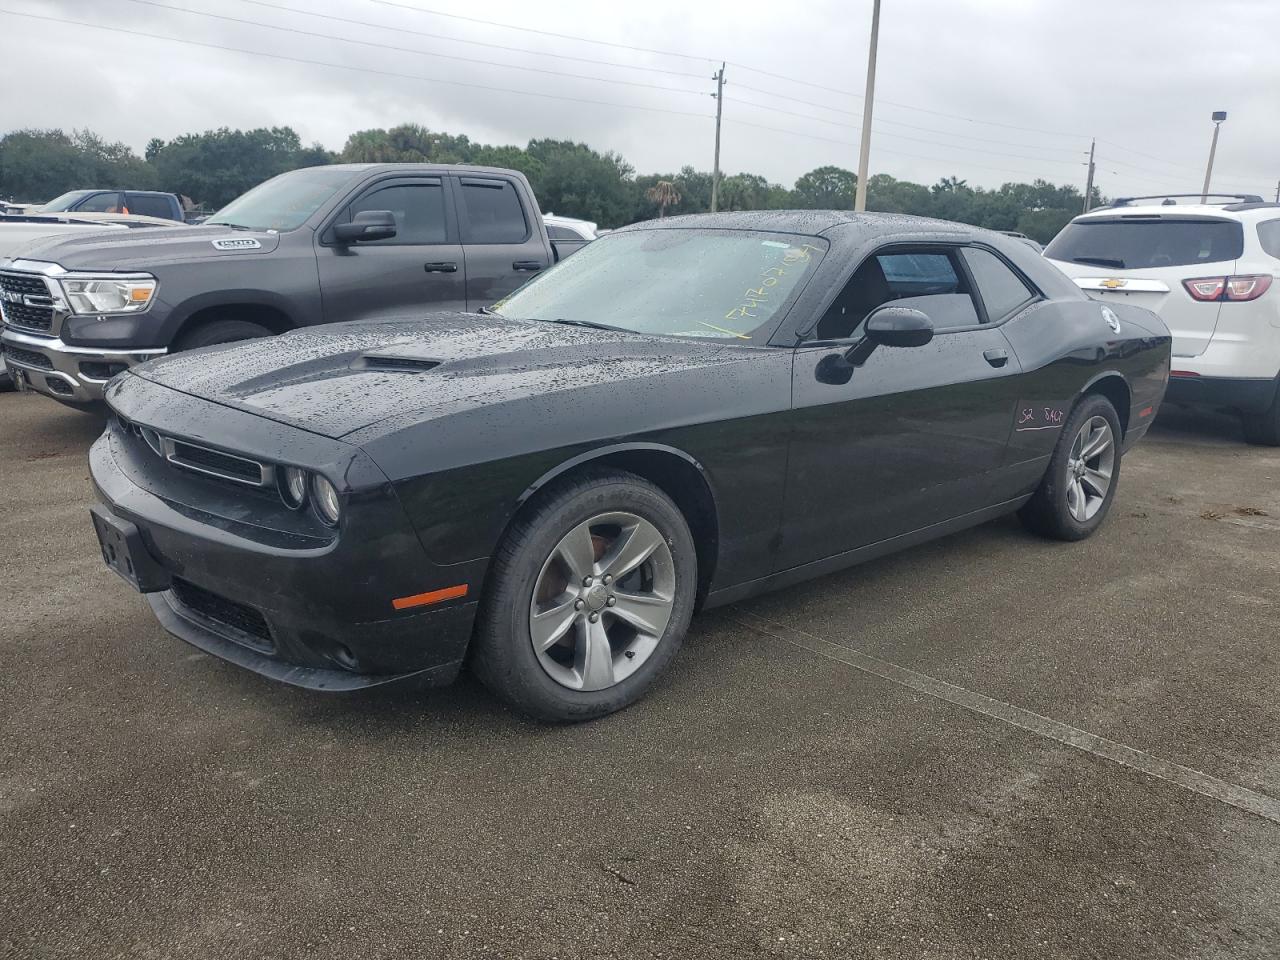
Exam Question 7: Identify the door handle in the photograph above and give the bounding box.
[513,260,544,271]
[983,348,1009,368]
[424,261,457,273]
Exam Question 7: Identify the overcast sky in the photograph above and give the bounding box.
[3,0,1277,199]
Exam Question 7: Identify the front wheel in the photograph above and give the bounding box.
[471,469,697,722]
[1019,394,1123,541]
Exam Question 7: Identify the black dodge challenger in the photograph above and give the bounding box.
[89,211,1171,720]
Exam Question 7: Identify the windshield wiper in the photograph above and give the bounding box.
[205,221,252,231]
[535,317,626,333]
[1071,256,1126,269]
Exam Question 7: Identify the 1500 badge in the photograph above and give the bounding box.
[211,237,261,251]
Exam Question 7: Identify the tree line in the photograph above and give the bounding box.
[0,125,1102,243]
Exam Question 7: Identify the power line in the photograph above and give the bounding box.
[117,0,708,97]
[367,0,716,65]
[234,0,709,80]
[0,9,714,121]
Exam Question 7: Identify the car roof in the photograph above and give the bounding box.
[301,162,532,178]
[1073,202,1280,222]
[616,209,975,237]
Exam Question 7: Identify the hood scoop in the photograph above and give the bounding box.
[355,354,443,374]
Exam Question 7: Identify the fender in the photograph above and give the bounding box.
[515,440,719,511]
[168,287,297,330]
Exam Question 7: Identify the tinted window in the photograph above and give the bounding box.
[75,192,123,213]
[1045,218,1244,269]
[815,248,978,339]
[346,182,446,244]
[494,230,826,341]
[546,224,579,240]
[39,190,95,212]
[962,247,1034,319]
[459,180,527,243]
[1259,220,1280,259]
[126,194,174,219]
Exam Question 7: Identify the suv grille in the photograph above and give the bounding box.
[1,343,53,371]
[170,578,274,652]
[0,271,55,333]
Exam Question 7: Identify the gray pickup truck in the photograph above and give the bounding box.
[0,164,556,406]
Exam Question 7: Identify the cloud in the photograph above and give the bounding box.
[4,0,1277,197]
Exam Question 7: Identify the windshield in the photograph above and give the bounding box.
[492,229,827,340]
[40,190,94,212]
[207,167,354,232]
[1045,218,1244,270]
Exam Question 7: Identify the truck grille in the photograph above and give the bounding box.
[1,343,53,371]
[0,271,55,333]
[170,578,275,652]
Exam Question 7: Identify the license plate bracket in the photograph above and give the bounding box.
[89,505,172,593]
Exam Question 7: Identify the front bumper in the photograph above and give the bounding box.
[89,391,481,691]
[0,326,164,403]
[1165,374,1278,414]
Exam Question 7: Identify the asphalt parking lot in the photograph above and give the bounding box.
[2,392,1278,960]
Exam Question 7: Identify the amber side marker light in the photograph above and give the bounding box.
[392,584,469,611]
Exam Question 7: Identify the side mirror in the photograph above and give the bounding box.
[333,210,397,243]
[843,306,934,367]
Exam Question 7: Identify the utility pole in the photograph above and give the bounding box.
[710,62,725,213]
[1082,138,1096,213]
[1201,110,1227,202]
[854,0,881,212]
[1274,179,1279,203]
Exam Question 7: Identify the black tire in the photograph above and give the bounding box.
[471,468,697,722]
[1019,393,1123,541]
[1241,381,1280,446]
[174,319,273,352]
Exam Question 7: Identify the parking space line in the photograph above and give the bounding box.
[734,611,1280,826]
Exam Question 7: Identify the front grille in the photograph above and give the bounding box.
[2,343,53,371]
[168,440,265,485]
[0,272,55,332]
[170,578,274,652]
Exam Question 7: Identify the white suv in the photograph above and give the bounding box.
[1045,195,1280,444]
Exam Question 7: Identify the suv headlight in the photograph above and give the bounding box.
[58,275,157,315]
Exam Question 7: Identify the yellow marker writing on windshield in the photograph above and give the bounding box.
[698,321,752,339]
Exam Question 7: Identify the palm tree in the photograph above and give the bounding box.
[646,180,681,218]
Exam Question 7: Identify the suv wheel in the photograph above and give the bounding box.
[471,469,697,722]
[1241,380,1280,446]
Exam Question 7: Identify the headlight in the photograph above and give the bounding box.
[59,276,157,315]
[311,474,341,526]
[279,467,308,509]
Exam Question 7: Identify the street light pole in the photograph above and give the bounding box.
[853,0,881,212]
[1082,138,1096,213]
[1201,110,1227,203]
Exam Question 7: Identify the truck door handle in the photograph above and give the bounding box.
[424,261,457,273]
[513,260,544,271]
[983,348,1009,368]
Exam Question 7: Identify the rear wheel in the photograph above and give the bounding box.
[471,469,697,722]
[1019,394,1122,541]
[1241,380,1280,446]
[174,319,272,352]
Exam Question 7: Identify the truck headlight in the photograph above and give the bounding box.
[59,276,157,315]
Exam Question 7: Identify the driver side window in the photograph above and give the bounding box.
[814,247,980,340]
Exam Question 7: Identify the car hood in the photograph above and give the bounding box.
[6,224,281,271]
[0,221,128,259]
[128,313,756,440]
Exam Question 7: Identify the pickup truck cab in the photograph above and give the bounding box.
[40,190,187,223]
[0,164,555,406]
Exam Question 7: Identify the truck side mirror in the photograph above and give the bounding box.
[334,210,397,243]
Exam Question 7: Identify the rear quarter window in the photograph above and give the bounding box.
[1044,218,1244,269]
[1258,220,1280,259]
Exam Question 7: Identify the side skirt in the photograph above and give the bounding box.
[702,495,1032,609]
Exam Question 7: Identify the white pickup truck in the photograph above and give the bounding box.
[0,212,178,390]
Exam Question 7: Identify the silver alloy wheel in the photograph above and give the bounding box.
[1065,415,1115,522]
[529,511,676,692]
